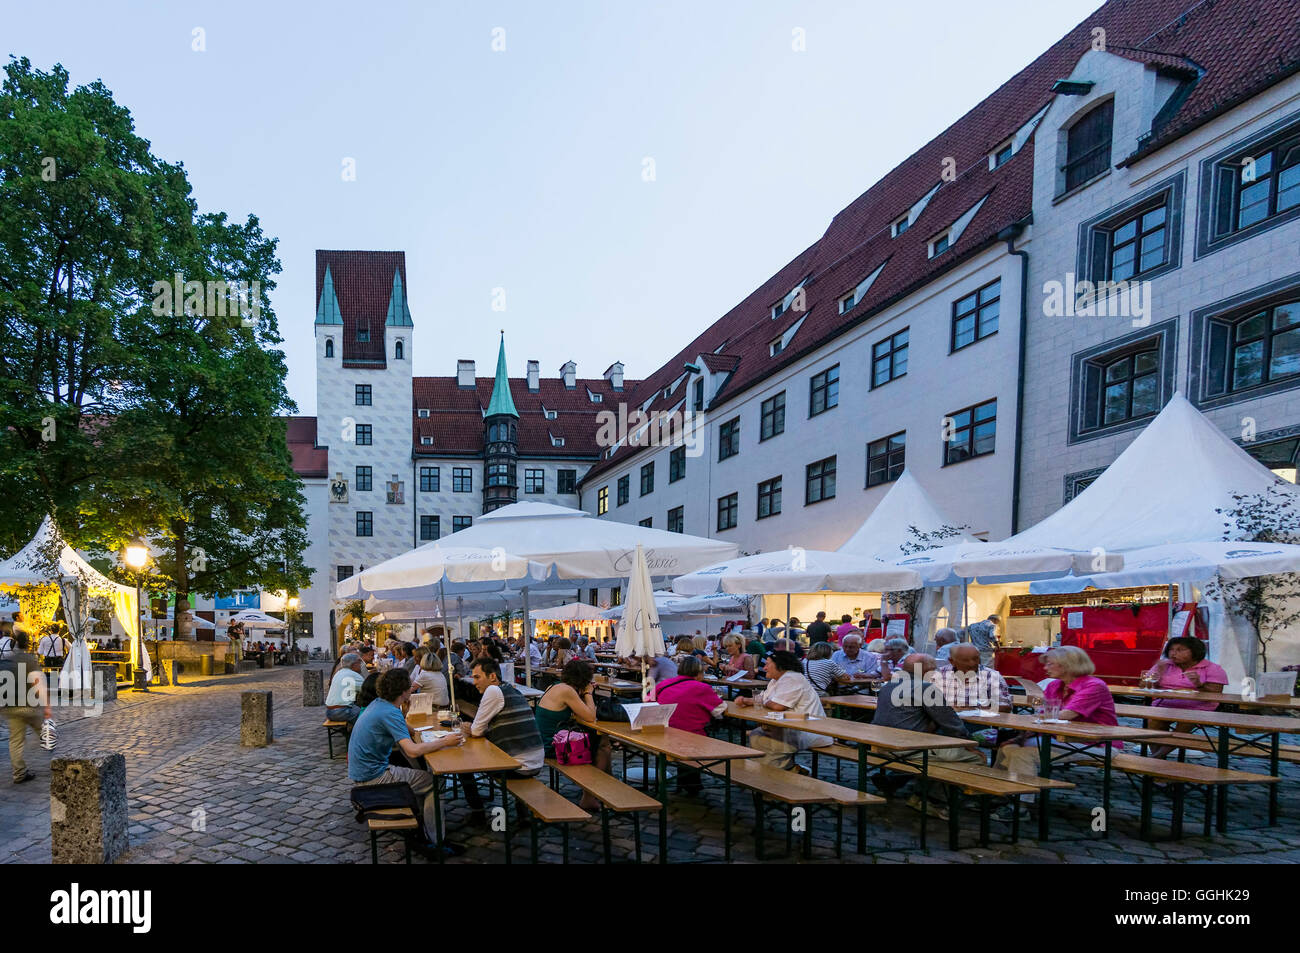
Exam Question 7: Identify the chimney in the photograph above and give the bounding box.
[560,360,577,389]
[603,361,624,391]
[527,360,540,392]
[457,360,476,388]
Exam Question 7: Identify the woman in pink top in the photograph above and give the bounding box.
[1141,636,1227,758]
[655,657,727,794]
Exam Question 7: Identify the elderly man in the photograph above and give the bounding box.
[880,637,911,679]
[931,644,1011,712]
[831,634,881,681]
[871,653,985,815]
[933,628,959,663]
[326,652,366,723]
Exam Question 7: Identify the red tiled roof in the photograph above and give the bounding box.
[411,375,642,458]
[283,416,328,478]
[316,250,408,366]
[581,0,1300,485]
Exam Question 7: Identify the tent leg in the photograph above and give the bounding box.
[522,587,532,688]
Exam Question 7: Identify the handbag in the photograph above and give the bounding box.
[552,728,594,765]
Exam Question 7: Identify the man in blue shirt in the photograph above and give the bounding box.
[349,668,466,858]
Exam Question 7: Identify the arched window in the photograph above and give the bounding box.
[324,338,334,358]
[395,339,404,360]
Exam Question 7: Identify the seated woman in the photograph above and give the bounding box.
[1142,636,1227,758]
[801,641,853,696]
[654,656,727,794]
[356,671,382,709]
[533,659,612,812]
[735,650,831,769]
[551,637,574,668]
[411,651,450,707]
[714,633,756,678]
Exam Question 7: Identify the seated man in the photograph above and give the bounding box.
[933,628,959,662]
[879,637,912,679]
[459,658,546,827]
[831,634,881,683]
[347,669,466,858]
[326,652,366,723]
[871,654,985,815]
[931,644,1011,712]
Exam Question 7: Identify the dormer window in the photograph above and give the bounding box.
[990,141,1014,169]
[693,378,705,411]
[542,406,558,420]
[892,215,910,237]
[929,232,951,257]
[324,338,334,358]
[551,434,565,448]
[588,388,603,403]
[771,300,788,320]
[395,339,404,360]
[417,408,430,418]
[1061,99,1114,194]
[839,292,857,314]
[421,436,433,446]
[769,337,784,357]
[356,324,370,343]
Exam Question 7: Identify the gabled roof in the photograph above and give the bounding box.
[315,250,411,366]
[282,416,328,478]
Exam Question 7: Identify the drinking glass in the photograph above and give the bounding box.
[1044,700,1062,722]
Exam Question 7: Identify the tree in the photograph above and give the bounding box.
[1202,486,1300,672]
[887,524,970,623]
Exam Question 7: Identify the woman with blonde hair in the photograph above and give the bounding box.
[411,650,450,706]
[714,633,756,677]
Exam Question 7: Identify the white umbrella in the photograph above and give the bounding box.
[529,602,608,622]
[617,544,666,702]
[671,548,923,596]
[336,544,543,601]
[602,591,749,619]
[1028,541,1300,594]
[228,609,286,630]
[888,541,1124,585]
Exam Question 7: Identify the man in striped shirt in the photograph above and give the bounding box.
[931,644,1011,711]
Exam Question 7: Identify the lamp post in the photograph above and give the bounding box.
[286,596,300,661]
[124,543,150,692]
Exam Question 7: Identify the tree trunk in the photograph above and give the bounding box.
[174,522,194,641]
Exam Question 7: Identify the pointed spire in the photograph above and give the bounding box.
[485,332,519,418]
[384,268,413,327]
[315,265,342,325]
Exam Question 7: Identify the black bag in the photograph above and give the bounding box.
[0,657,20,708]
[349,781,425,840]
[595,696,629,722]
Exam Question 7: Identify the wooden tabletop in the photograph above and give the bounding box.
[1113,703,1300,733]
[577,718,763,762]
[824,695,879,712]
[724,702,977,752]
[1107,684,1300,711]
[956,710,1167,743]
[703,675,769,690]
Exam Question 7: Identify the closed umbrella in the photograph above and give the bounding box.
[617,545,666,702]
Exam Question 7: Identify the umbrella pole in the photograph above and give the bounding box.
[439,579,454,714]
[522,586,532,688]
[1167,584,1176,638]
[960,580,969,637]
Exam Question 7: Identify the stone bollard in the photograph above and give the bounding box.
[234,660,259,673]
[91,664,118,702]
[240,691,273,747]
[261,653,274,669]
[302,669,324,706]
[200,654,214,676]
[50,752,129,863]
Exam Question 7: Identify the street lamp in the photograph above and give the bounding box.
[124,543,151,692]
[286,596,300,658]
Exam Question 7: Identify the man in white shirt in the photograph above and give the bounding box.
[326,652,366,723]
[37,627,70,666]
[736,649,831,769]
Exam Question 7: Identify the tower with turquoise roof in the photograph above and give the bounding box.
[483,332,519,512]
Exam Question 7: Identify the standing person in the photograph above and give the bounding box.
[965,614,1002,667]
[0,621,15,657]
[735,650,831,769]
[4,632,50,784]
[754,619,767,640]
[37,625,70,667]
[805,612,832,645]
[655,656,728,794]
[833,614,856,645]
[459,658,546,825]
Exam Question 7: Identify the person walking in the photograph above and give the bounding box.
[4,632,50,784]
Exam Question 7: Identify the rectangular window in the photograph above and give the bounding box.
[719,417,741,460]
[1107,204,1168,282]
[1221,136,1300,234]
[617,474,630,506]
[355,511,373,537]
[597,486,609,515]
[638,517,653,528]
[1081,344,1161,432]
[485,463,513,488]
[525,469,545,494]
[716,493,738,531]
[355,384,372,405]
[892,215,910,237]
[337,565,354,582]
[867,432,906,487]
[355,465,372,492]
[805,456,837,504]
[952,280,1000,351]
[944,399,997,465]
[419,515,440,541]
[355,424,372,446]
[356,325,370,343]
[693,378,705,411]
[760,392,786,440]
[419,466,440,492]
[667,506,684,533]
[452,516,472,533]
[1206,300,1300,397]
[557,470,577,494]
[871,329,909,388]
[640,462,654,496]
[992,142,1014,168]
[669,446,685,482]
[1063,99,1114,193]
[930,233,950,257]
[809,365,840,417]
[757,476,782,520]
[452,467,473,493]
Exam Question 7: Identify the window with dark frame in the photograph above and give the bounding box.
[993,142,1014,167]
[617,474,630,506]
[669,446,685,482]
[452,516,472,533]
[640,462,654,496]
[871,329,909,388]
[1105,203,1168,282]
[809,365,839,417]
[952,280,1000,351]
[486,463,514,488]
[597,486,609,515]
[760,392,786,440]
[1081,344,1161,432]
[1063,99,1113,193]
[420,515,440,541]
[1245,436,1300,483]
[1206,299,1300,397]
[1216,136,1300,235]
[693,378,705,411]
[757,476,782,520]
[805,456,836,504]
[525,469,545,494]
[638,517,653,528]
[355,465,372,492]
[419,467,440,492]
[557,470,577,494]
[325,339,334,358]
[668,506,684,533]
[930,233,950,256]
[716,493,738,531]
[355,511,373,537]
[355,384,372,405]
[337,565,353,582]
[452,467,472,493]
[356,324,370,343]
[355,424,372,446]
[719,417,741,460]
[943,399,997,465]
[867,432,906,487]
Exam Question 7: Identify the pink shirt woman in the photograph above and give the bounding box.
[655,672,726,734]
[1146,638,1227,711]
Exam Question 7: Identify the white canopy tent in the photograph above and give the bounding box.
[1029,541,1300,594]
[529,602,609,622]
[601,591,750,620]
[671,548,923,597]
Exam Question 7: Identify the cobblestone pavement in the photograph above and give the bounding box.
[4,663,1300,864]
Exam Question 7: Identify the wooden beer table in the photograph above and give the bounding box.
[1108,683,1300,712]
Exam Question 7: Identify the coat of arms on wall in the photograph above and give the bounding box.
[329,472,348,503]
